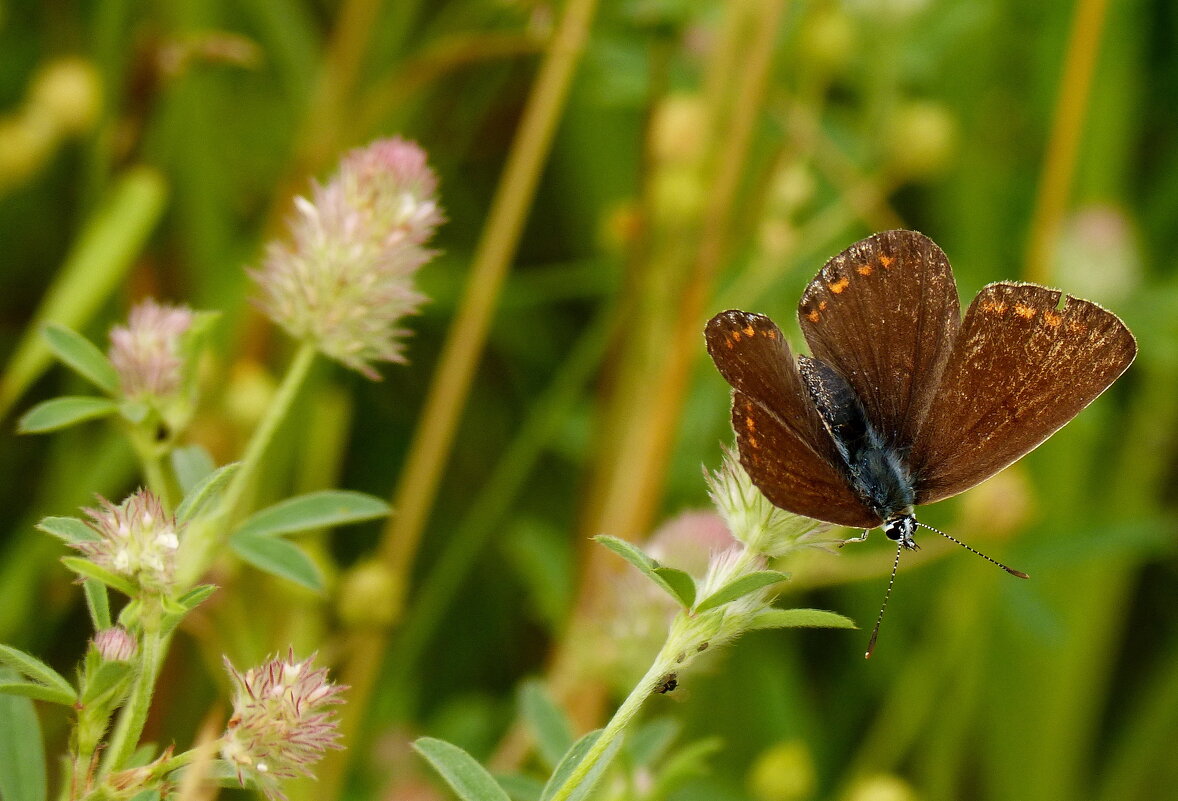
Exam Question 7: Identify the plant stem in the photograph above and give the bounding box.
[176,340,318,588]
[1023,0,1111,283]
[546,641,677,801]
[220,339,318,522]
[127,425,175,510]
[100,606,166,775]
[325,0,601,790]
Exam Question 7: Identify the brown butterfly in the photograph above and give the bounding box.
[705,230,1136,656]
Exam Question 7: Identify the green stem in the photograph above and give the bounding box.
[154,747,198,776]
[127,425,175,509]
[220,339,318,522]
[547,640,678,801]
[176,340,318,587]
[100,609,166,775]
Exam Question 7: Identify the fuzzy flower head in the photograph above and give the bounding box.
[707,446,836,558]
[108,299,195,399]
[92,626,138,662]
[221,650,346,800]
[74,489,180,593]
[252,137,444,379]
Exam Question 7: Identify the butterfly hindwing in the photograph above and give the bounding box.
[910,282,1137,504]
[798,230,960,451]
[705,310,879,528]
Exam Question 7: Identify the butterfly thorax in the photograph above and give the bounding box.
[799,356,916,524]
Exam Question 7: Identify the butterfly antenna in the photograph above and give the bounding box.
[865,542,904,659]
[915,521,1030,579]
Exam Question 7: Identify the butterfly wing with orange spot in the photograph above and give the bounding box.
[798,230,961,451]
[705,310,879,528]
[911,282,1137,504]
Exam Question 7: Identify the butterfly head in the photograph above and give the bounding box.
[883,513,918,550]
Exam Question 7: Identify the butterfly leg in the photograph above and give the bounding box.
[838,528,873,548]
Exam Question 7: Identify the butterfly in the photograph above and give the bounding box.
[704,230,1137,656]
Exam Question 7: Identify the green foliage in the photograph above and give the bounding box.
[174,462,239,523]
[36,516,97,544]
[517,679,575,769]
[231,490,390,539]
[41,324,119,395]
[229,533,323,592]
[0,646,76,705]
[745,608,857,631]
[17,396,119,432]
[0,2,1174,801]
[540,730,618,801]
[60,557,137,598]
[413,737,513,801]
[694,571,790,614]
[594,535,697,610]
[0,673,47,801]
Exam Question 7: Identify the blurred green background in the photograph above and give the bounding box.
[1,1,1176,800]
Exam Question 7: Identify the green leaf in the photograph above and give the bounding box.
[17,397,118,433]
[594,535,656,571]
[233,490,390,539]
[0,672,48,801]
[83,579,112,630]
[693,570,790,614]
[648,736,723,799]
[60,557,137,598]
[176,584,218,611]
[81,661,134,706]
[626,718,680,768]
[0,645,76,701]
[652,567,696,609]
[745,608,858,630]
[160,585,218,633]
[35,516,96,544]
[495,773,545,801]
[593,535,692,609]
[230,533,323,591]
[0,682,78,706]
[175,462,239,524]
[541,730,622,801]
[518,679,574,769]
[412,737,512,801]
[41,324,119,395]
[171,445,217,495]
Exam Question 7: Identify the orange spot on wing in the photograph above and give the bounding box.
[879,255,894,268]
[766,329,777,339]
[1043,310,1062,327]
[806,310,820,323]
[981,300,1007,314]
[819,301,828,311]
[743,325,756,337]
[829,276,851,294]
[745,416,756,431]
[857,264,874,276]
[1013,303,1036,319]
[747,435,759,449]
[731,330,742,342]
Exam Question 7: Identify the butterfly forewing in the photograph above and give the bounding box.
[705,311,879,528]
[798,231,960,450]
[910,282,1137,504]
